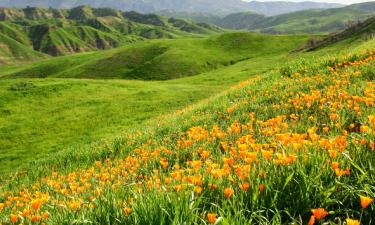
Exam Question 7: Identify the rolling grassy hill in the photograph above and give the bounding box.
[0,6,221,65]
[204,2,375,34]
[0,32,309,174]
[0,32,308,80]
[0,15,375,225]
[304,16,375,51]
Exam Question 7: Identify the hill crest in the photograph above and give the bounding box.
[0,5,221,63]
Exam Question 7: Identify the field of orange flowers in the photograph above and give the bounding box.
[1,47,375,224]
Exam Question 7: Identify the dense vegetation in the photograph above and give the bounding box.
[0,6,221,64]
[0,16,375,224]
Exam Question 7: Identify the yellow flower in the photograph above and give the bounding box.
[346,218,360,225]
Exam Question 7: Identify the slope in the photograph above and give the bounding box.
[0,26,375,225]
[0,32,309,174]
[0,21,47,64]
[216,2,375,34]
[304,15,375,51]
[0,33,309,80]
[0,6,222,63]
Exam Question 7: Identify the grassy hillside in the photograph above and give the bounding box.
[0,32,309,174]
[0,33,308,80]
[214,2,375,34]
[0,22,46,63]
[253,7,374,34]
[304,16,375,51]
[0,6,222,65]
[0,26,374,225]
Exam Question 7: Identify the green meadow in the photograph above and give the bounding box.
[0,33,309,174]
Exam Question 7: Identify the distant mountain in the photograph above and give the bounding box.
[0,0,343,16]
[0,5,221,64]
[214,2,375,34]
[245,1,343,16]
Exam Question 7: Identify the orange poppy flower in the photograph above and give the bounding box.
[259,184,265,193]
[223,187,234,199]
[10,214,18,224]
[311,208,329,220]
[308,215,315,225]
[360,195,373,209]
[207,213,216,224]
[123,207,132,216]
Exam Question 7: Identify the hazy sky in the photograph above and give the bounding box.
[244,0,374,4]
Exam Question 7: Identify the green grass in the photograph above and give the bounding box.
[0,30,374,225]
[0,32,308,80]
[0,32,310,174]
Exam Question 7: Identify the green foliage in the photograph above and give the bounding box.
[0,33,309,80]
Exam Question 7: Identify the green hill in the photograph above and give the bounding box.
[215,2,375,34]
[0,21,46,63]
[0,21,374,225]
[218,12,265,30]
[0,32,308,80]
[0,6,222,64]
[0,32,309,174]
[304,15,375,51]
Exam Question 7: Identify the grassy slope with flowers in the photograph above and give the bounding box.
[0,33,309,175]
[1,36,375,224]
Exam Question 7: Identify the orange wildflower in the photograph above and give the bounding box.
[239,182,250,191]
[311,208,329,220]
[194,186,203,194]
[223,187,234,199]
[308,215,315,225]
[360,195,373,209]
[259,184,265,193]
[207,213,216,224]
[123,207,132,216]
[31,199,43,211]
[43,211,49,219]
[10,214,17,224]
[331,162,339,169]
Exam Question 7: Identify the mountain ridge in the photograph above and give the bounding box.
[189,2,375,34]
[0,5,221,64]
[0,0,344,16]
